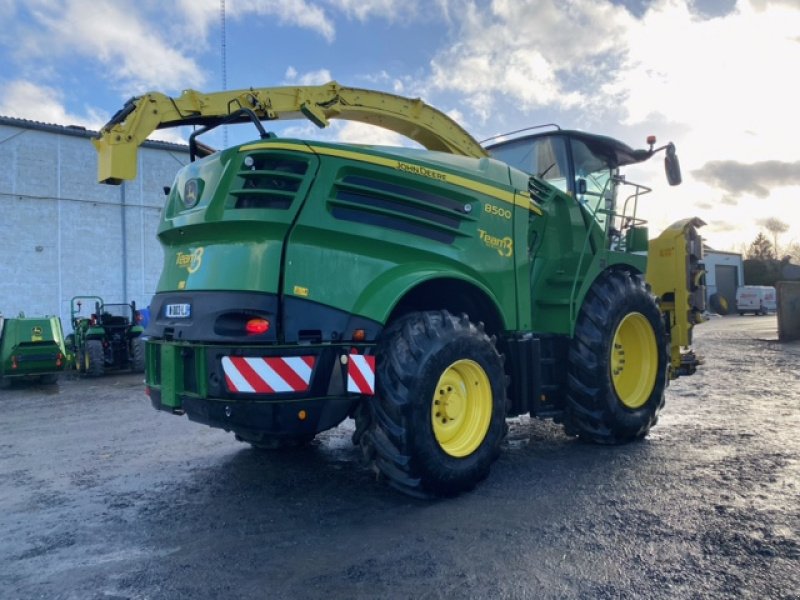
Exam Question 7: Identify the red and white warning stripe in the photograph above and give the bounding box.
[222,355,315,394]
[347,354,376,395]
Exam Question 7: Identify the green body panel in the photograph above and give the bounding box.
[0,316,67,378]
[156,144,320,294]
[154,138,618,335]
[147,340,208,405]
[281,147,518,327]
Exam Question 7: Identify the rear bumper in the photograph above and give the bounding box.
[145,339,375,436]
[149,387,355,438]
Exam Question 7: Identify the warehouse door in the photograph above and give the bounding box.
[716,265,738,310]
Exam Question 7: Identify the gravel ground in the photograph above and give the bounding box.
[0,315,798,599]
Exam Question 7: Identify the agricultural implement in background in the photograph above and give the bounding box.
[93,82,705,497]
[67,296,145,377]
[0,313,68,388]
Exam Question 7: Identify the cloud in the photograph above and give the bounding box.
[0,80,107,129]
[236,0,335,41]
[0,0,14,18]
[176,0,335,41]
[707,220,739,233]
[284,67,334,86]
[427,0,632,119]
[14,0,205,94]
[274,119,416,148]
[614,1,800,148]
[324,0,414,21]
[691,160,800,198]
[4,0,336,104]
[331,121,413,146]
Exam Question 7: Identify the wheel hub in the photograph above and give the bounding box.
[431,359,492,457]
[611,312,658,409]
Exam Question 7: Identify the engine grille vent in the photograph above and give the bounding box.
[329,174,473,244]
[528,176,555,205]
[231,155,309,210]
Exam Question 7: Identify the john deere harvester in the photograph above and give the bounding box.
[93,83,705,497]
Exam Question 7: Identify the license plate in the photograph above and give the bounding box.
[165,303,191,318]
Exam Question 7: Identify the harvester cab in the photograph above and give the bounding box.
[68,296,145,377]
[487,127,681,250]
[487,128,704,378]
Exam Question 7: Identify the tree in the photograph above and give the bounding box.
[746,232,775,260]
[761,217,789,256]
[784,241,800,265]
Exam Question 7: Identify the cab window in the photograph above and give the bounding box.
[489,135,569,193]
[571,139,613,229]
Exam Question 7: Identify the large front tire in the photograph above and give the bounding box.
[565,270,668,444]
[362,311,507,498]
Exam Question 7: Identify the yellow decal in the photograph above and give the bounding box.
[178,280,186,290]
[484,203,512,220]
[478,229,514,258]
[293,285,310,297]
[396,162,447,182]
[176,247,204,274]
[31,326,43,342]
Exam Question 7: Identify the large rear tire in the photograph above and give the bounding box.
[85,340,105,378]
[361,310,507,498]
[565,270,668,444]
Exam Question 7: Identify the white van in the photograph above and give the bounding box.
[735,285,776,315]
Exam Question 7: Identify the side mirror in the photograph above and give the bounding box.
[665,143,682,186]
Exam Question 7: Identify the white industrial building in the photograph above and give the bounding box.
[703,246,744,312]
[0,116,189,332]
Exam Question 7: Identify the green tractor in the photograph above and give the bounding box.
[0,312,69,388]
[93,83,705,497]
[68,296,145,377]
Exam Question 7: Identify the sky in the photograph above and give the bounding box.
[1,0,799,254]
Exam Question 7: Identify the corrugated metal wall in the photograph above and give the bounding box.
[0,119,189,333]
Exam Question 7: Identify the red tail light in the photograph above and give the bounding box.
[245,318,270,335]
[11,355,18,370]
[56,352,63,367]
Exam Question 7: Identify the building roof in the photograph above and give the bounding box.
[702,244,743,258]
[0,114,189,153]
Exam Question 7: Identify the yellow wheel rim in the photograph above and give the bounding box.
[431,359,493,458]
[84,349,90,371]
[611,313,658,409]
